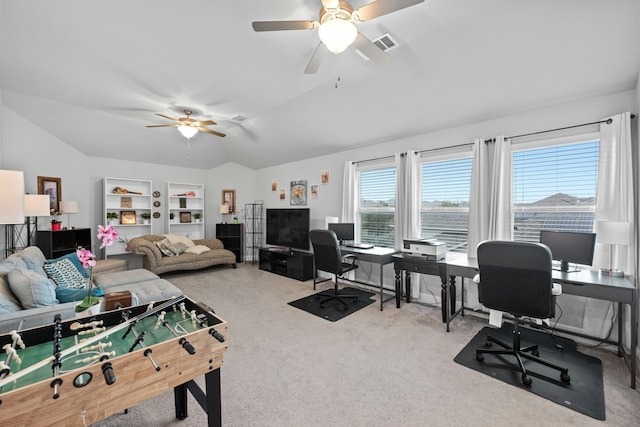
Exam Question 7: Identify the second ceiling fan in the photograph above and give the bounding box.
[252,0,425,74]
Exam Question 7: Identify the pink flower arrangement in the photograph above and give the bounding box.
[74,225,118,313]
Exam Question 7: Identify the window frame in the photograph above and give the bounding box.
[356,160,396,248]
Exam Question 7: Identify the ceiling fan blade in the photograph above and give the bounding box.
[356,0,425,22]
[304,43,326,74]
[198,127,226,138]
[353,32,390,65]
[193,120,217,126]
[252,20,316,32]
[146,124,178,128]
[155,113,178,121]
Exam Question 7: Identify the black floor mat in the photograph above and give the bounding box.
[454,325,605,420]
[288,287,375,322]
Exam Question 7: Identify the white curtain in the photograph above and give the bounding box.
[341,160,358,231]
[395,151,422,298]
[467,136,512,256]
[466,136,512,308]
[584,112,635,339]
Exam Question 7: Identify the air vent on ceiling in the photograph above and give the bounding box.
[372,33,398,51]
[230,115,247,123]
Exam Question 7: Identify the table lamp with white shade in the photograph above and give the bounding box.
[24,194,51,245]
[59,200,79,229]
[219,204,229,223]
[595,221,631,277]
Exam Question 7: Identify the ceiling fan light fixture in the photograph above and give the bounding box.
[177,125,198,139]
[318,18,357,54]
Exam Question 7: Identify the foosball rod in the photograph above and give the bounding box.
[0,295,185,388]
[0,320,25,384]
[127,326,160,371]
[160,318,196,355]
[51,314,63,399]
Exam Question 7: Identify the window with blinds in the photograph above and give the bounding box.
[512,139,599,242]
[420,157,472,252]
[358,166,396,247]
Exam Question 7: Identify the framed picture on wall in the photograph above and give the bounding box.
[290,180,307,206]
[120,210,136,224]
[222,189,236,214]
[37,176,61,214]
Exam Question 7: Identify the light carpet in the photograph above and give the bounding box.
[96,264,640,427]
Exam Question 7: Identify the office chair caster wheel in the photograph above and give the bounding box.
[484,341,492,348]
[352,297,357,303]
[532,349,540,357]
[522,374,532,386]
[475,352,484,361]
[561,372,571,383]
[320,304,325,308]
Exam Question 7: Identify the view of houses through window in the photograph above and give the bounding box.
[358,166,396,247]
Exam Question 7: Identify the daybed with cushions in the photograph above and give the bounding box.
[0,247,182,333]
[127,234,237,275]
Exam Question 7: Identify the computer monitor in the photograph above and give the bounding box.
[539,230,597,272]
[328,223,354,244]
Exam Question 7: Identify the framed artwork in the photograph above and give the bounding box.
[311,185,319,199]
[290,180,307,206]
[279,189,286,200]
[179,197,187,209]
[121,196,132,208]
[271,180,277,191]
[222,189,236,214]
[321,169,330,185]
[180,211,192,223]
[37,176,61,214]
[120,210,137,224]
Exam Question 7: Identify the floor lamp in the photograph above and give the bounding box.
[0,170,25,258]
[24,194,52,246]
[595,221,631,277]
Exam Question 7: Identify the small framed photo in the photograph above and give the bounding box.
[121,196,132,208]
[179,197,187,209]
[222,189,236,214]
[321,169,330,184]
[180,211,192,223]
[37,176,62,214]
[120,210,137,225]
[311,185,319,198]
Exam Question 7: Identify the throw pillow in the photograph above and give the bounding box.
[163,234,195,248]
[184,245,211,255]
[155,239,176,257]
[19,246,48,278]
[168,242,189,255]
[56,285,104,303]
[8,268,58,309]
[0,275,22,313]
[44,258,88,289]
[45,252,90,278]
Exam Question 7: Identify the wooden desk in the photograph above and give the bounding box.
[393,251,637,389]
[339,246,399,311]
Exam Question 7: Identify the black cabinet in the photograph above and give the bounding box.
[258,247,313,281]
[216,223,243,263]
[36,228,92,259]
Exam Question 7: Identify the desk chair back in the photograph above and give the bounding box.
[477,240,554,319]
[310,229,355,276]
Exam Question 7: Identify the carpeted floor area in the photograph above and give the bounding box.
[454,325,605,419]
[95,264,640,426]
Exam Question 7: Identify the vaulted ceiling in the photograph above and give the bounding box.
[1,0,638,169]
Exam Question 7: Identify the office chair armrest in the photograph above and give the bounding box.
[342,254,358,265]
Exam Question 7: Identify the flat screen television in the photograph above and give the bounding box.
[266,208,310,251]
[328,223,354,244]
[539,230,597,272]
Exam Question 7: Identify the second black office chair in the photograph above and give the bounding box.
[475,240,571,386]
[310,229,359,310]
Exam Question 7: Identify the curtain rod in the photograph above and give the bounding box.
[418,142,474,154]
[352,155,394,165]
[506,114,636,141]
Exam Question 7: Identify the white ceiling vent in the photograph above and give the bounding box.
[372,33,398,51]
[230,115,247,123]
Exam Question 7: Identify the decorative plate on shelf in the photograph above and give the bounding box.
[153,212,161,219]
[153,201,161,207]
[153,191,161,198]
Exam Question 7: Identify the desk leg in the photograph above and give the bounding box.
[631,300,637,389]
[449,276,457,318]
[440,276,448,325]
[405,271,411,303]
[379,263,384,311]
[394,268,401,308]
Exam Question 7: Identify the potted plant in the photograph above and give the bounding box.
[141,212,151,225]
[51,210,62,231]
[194,212,202,223]
[106,212,118,225]
[170,212,175,223]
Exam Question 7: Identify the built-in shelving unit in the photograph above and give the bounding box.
[167,182,205,239]
[104,177,153,257]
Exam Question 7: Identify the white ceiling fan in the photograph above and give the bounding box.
[252,0,425,74]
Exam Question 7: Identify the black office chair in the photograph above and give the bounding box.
[475,240,570,386]
[310,229,359,310]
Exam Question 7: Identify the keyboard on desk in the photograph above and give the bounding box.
[344,243,374,250]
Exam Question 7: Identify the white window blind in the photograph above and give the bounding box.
[512,140,599,242]
[421,157,472,252]
[358,166,396,247]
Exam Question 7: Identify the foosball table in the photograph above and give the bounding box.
[0,295,228,426]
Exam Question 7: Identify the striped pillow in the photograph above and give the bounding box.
[44,258,87,289]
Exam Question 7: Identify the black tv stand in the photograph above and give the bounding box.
[259,247,313,281]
